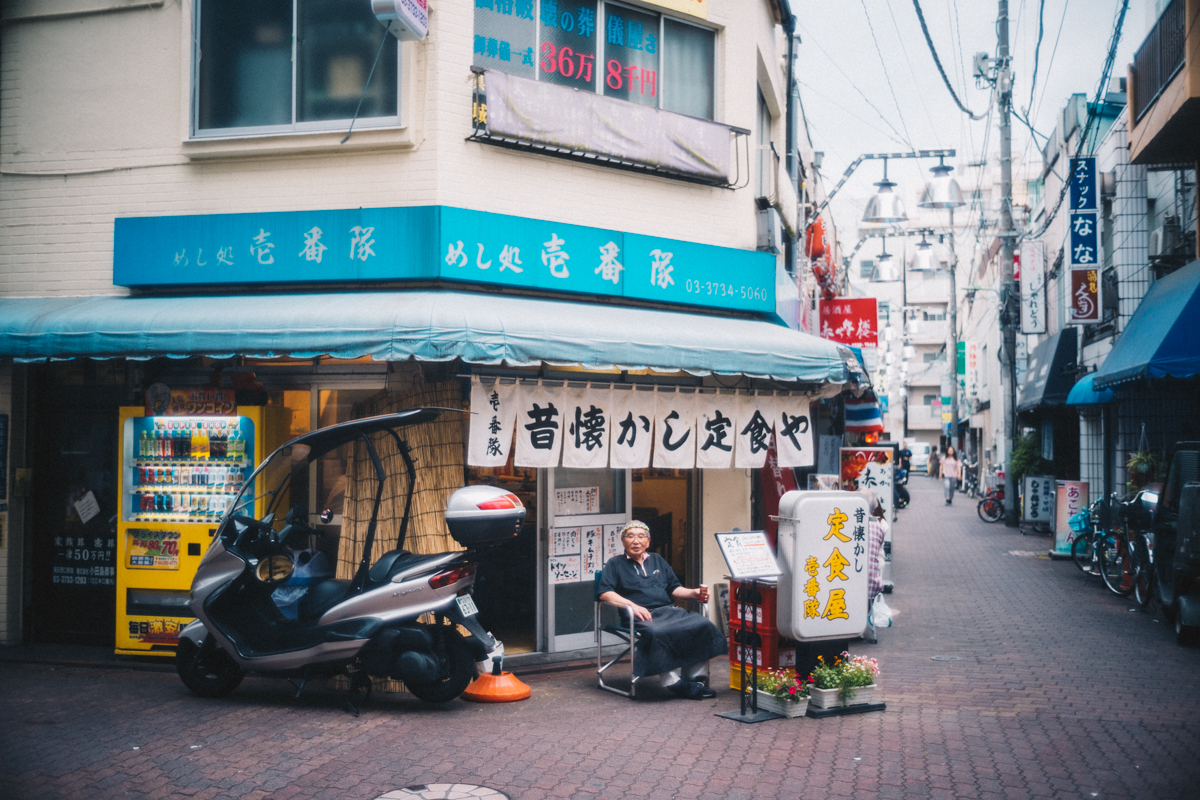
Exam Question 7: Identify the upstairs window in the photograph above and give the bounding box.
[195,0,399,136]
[474,1,715,120]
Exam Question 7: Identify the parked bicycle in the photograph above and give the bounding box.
[961,460,980,499]
[1068,498,1107,577]
[977,484,1005,523]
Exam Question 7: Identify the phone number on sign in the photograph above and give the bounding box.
[684,279,769,302]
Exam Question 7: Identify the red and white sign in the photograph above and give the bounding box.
[819,298,878,348]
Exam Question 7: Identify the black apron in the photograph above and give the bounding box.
[632,605,727,678]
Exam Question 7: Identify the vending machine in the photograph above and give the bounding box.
[115,393,271,656]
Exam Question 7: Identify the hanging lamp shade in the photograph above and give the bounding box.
[862,178,908,224]
[873,248,900,282]
[902,344,917,359]
[909,240,937,271]
[919,164,966,209]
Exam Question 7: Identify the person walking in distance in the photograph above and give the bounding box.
[940,446,962,505]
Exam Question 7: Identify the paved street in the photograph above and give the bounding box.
[3,477,1200,800]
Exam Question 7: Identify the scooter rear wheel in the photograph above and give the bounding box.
[405,628,475,704]
[177,635,244,698]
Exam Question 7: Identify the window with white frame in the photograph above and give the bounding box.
[194,0,400,136]
[473,0,716,120]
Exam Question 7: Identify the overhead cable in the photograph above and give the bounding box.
[1026,0,1046,114]
[911,0,988,120]
[1024,0,1130,242]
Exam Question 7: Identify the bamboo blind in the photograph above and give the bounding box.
[332,380,467,693]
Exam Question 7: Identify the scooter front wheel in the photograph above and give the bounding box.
[405,628,475,704]
[177,635,244,698]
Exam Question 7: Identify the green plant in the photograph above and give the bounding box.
[808,652,881,703]
[1009,431,1053,487]
[1126,451,1161,487]
[756,668,809,703]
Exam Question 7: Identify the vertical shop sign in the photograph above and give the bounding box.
[1019,241,1046,334]
[468,378,519,467]
[840,448,894,521]
[609,387,655,469]
[1068,157,1101,324]
[1022,475,1055,523]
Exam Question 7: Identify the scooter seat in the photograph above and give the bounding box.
[368,550,451,584]
[298,579,353,620]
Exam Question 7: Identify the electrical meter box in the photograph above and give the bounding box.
[775,490,869,642]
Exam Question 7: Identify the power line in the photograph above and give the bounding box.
[797,79,910,150]
[1024,0,1131,242]
[1026,0,1046,114]
[885,0,942,146]
[1033,0,1071,128]
[861,0,917,148]
[911,0,988,120]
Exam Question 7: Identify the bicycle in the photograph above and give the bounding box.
[977,485,1005,523]
[1099,492,1155,598]
[961,461,980,499]
[1069,498,1108,577]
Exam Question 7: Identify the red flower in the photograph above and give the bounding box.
[788,686,797,695]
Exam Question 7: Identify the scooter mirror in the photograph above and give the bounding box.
[320,508,334,524]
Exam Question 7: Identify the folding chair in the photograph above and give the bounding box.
[595,570,642,697]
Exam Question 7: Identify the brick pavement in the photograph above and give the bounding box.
[2,476,1199,800]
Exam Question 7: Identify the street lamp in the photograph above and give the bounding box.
[918,159,967,453]
[862,158,908,224]
[908,236,937,272]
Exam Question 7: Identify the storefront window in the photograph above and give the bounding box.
[473,0,715,120]
[195,0,399,134]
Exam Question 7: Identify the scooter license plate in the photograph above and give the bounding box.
[456,594,479,617]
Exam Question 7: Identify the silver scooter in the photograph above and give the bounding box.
[176,409,523,707]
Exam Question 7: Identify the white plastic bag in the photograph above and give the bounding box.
[869,594,894,628]
[271,549,334,619]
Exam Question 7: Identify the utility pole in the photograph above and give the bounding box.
[947,208,959,453]
[998,0,1019,526]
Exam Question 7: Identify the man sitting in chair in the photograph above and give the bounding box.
[597,521,727,699]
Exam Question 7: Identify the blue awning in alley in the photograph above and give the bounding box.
[0,289,854,384]
[1066,373,1115,406]
[1093,259,1200,389]
[1016,329,1077,413]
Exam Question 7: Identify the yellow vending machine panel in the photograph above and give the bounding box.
[115,401,266,656]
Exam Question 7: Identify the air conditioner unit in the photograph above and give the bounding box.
[757,207,782,254]
[1150,217,1182,257]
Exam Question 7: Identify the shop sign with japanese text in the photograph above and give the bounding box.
[1019,241,1046,334]
[468,377,815,470]
[114,206,775,316]
[775,491,869,641]
[146,388,236,417]
[1069,266,1101,324]
[1022,475,1055,523]
[126,528,181,569]
[818,297,878,349]
[1068,157,1102,324]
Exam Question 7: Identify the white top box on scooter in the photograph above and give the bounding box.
[445,485,526,547]
[775,490,869,642]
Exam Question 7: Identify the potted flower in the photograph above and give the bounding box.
[807,652,880,709]
[1126,451,1159,488]
[752,668,810,718]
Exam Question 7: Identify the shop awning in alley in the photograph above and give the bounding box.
[1066,373,1115,406]
[1016,329,1077,413]
[0,289,854,384]
[1092,259,1200,389]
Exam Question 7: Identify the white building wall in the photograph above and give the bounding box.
[0,0,790,299]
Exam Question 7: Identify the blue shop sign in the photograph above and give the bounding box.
[1069,212,1099,267]
[114,206,775,315]
[1069,157,1097,211]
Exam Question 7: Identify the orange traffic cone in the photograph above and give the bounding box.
[462,657,531,703]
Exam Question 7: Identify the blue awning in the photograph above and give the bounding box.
[1016,329,1077,413]
[1093,259,1200,389]
[0,289,852,384]
[1066,373,1115,406]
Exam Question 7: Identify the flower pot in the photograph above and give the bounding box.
[808,684,876,709]
[755,693,808,718]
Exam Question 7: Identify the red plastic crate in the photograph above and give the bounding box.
[728,578,779,630]
[728,626,797,669]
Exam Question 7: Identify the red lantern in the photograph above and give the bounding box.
[805,217,828,260]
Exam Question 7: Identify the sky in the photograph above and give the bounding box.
[794,0,1150,270]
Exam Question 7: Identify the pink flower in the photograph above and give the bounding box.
[788,686,797,695]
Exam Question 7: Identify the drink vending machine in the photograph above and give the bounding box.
[115,400,276,656]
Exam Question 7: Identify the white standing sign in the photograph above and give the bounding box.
[1022,475,1055,523]
[1020,241,1046,334]
[714,530,781,579]
[775,490,869,642]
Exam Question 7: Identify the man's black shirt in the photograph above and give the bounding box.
[597,552,681,609]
